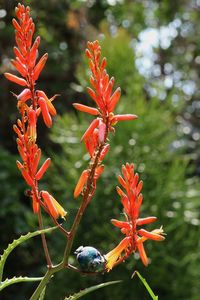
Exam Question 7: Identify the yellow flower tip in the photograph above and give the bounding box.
[41,191,67,220]
[51,197,67,219]
[105,237,130,271]
[153,226,166,239]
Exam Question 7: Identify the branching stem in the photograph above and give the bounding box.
[30,128,108,299]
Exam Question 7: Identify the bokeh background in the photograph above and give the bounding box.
[0,0,200,299]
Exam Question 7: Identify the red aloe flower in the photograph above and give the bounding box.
[73,41,137,199]
[73,40,137,156]
[5,3,65,219]
[105,163,165,271]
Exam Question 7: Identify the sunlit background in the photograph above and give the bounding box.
[0,0,200,299]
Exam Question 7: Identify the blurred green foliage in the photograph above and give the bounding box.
[0,0,200,299]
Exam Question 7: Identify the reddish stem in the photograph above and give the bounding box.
[62,134,107,265]
[37,208,52,268]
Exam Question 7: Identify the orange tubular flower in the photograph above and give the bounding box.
[41,191,67,220]
[5,3,65,218]
[105,163,165,271]
[74,170,89,198]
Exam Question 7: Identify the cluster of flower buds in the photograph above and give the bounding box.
[73,41,137,199]
[5,3,57,128]
[5,3,66,220]
[105,163,165,271]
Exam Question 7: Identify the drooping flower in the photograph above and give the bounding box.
[105,163,165,271]
[41,191,67,220]
[74,170,89,198]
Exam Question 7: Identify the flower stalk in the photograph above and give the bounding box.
[5,3,67,268]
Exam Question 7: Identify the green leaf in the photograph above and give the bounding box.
[132,271,158,300]
[0,227,57,282]
[0,276,43,291]
[64,280,122,300]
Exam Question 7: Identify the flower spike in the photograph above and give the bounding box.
[4,3,66,220]
[105,163,165,271]
[73,41,138,205]
[73,40,138,158]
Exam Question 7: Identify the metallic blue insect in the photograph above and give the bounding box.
[74,246,106,273]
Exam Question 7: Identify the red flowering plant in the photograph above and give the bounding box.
[0,3,165,299]
[105,163,165,271]
[5,4,66,224]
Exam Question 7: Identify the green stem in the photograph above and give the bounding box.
[30,268,55,300]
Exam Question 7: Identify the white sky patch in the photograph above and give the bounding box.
[137,28,159,55]
[132,17,198,100]
[135,19,181,78]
